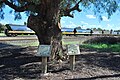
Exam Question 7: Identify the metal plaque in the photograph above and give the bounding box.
[36,45,51,57]
[67,44,80,55]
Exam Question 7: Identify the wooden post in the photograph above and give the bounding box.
[69,55,75,71]
[42,57,47,74]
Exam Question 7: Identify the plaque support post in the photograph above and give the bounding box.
[69,55,75,71]
[42,57,47,74]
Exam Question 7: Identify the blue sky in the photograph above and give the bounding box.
[61,10,120,30]
[0,6,28,25]
[0,6,120,30]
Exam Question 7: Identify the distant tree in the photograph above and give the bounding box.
[76,26,81,29]
[24,22,27,25]
[0,0,120,60]
[86,28,91,30]
[0,23,2,32]
[0,23,5,32]
[117,30,120,32]
[93,28,97,31]
[97,28,103,31]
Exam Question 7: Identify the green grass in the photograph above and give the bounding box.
[80,43,120,52]
[62,41,80,45]
[0,33,5,36]
[17,41,39,47]
[6,41,39,47]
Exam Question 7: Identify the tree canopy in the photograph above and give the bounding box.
[0,0,120,20]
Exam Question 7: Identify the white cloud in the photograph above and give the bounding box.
[68,21,77,28]
[86,15,96,19]
[80,21,88,25]
[62,21,84,28]
[97,25,102,28]
[107,24,111,27]
[106,24,116,30]
[0,21,8,25]
[61,21,77,28]
[88,24,97,28]
[102,16,109,21]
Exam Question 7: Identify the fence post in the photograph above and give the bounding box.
[69,55,75,71]
[42,57,48,74]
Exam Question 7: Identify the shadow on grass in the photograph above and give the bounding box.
[66,74,120,80]
[0,43,42,79]
[70,49,120,79]
[76,52,120,72]
[0,43,14,48]
[0,42,120,79]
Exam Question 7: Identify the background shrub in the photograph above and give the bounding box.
[84,36,120,44]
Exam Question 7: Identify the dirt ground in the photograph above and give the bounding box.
[0,43,120,80]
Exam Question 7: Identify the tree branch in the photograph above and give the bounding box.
[62,0,82,18]
[2,0,28,12]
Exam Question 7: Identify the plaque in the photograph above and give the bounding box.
[36,45,51,57]
[67,44,80,55]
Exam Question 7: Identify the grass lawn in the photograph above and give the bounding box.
[8,41,39,47]
[0,33,5,36]
[17,41,39,47]
[62,41,80,45]
[80,43,120,52]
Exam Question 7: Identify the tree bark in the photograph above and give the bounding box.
[27,0,63,60]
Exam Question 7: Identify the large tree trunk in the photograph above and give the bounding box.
[27,0,64,60]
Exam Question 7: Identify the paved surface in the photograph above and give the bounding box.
[0,35,38,41]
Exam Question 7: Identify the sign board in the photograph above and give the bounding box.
[36,45,51,57]
[67,44,80,55]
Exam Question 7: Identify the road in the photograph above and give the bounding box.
[0,35,38,41]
